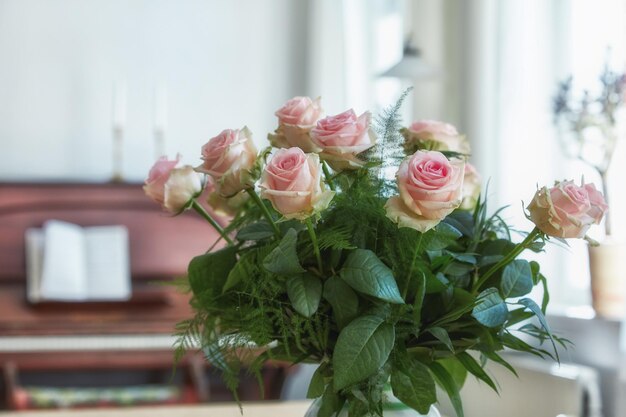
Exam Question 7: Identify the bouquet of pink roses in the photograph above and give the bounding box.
[145,91,607,417]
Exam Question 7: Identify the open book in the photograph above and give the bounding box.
[26,220,131,302]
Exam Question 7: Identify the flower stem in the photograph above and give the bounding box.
[191,200,234,246]
[305,218,323,273]
[472,227,541,293]
[245,188,281,238]
[403,233,424,300]
[322,161,336,191]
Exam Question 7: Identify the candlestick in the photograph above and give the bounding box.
[112,81,126,182]
[154,83,168,159]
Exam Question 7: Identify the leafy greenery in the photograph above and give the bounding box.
[174,91,566,417]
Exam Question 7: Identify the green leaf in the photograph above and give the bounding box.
[438,357,467,389]
[263,228,305,275]
[423,223,462,251]
[412,272,427,330]
[318,383,345,417]
[427,327,454,352]
[323,276,359,329]
[472,288,508,327]
[340,249,404,304]
[307,363,326,399]
[188,246,237,299]
[501,259,533,298]
[425,272,449,294]
[429,361,464,417]
[391,360,437,415]
[483,350,518,377]
[236,221,275,241]
[333,315,395,391]
[444,210,474,237]
[518,298,560,362]
[222,252,254,293]
[287,273,322,317]
[456,352,498,393]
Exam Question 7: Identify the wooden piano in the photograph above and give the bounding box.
[0,182,287,410]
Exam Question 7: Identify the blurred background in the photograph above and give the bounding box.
[1,1,626,416]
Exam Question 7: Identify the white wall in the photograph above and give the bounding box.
[0,0,308,181]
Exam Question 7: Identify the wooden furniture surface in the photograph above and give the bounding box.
[0,400,314,417]
[0,182,223,337]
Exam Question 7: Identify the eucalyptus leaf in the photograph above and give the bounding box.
[287,273,322,317]
[263,228,305,275]
[501,259,533,298]
[340,249,404,304]
[333,315,395,391]
[472,288,508,328]
[323,276,359,329]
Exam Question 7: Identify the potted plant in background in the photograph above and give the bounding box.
[553,63,625,318]
[145,90,607,416]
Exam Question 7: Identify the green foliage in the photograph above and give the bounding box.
[175,91,564,417]
[332,315,395,391]
[340,249,404,304]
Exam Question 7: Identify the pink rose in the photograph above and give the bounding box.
[197,127,257,196]
[584,183,609,224]
[268,96,323,152]
[385,150,464,232]
[460,163,481,210]
[144,156,203,214]
[259,147,334,220]
[528,180,608,239]
[205,176,248,217]
[144,155,180,206]
[310,109,376,171]
[401,120,471,155]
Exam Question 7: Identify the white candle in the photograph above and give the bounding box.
[154,83,168,133]
[112,81,127,132]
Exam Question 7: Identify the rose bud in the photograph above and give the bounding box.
[385,150,464,232]
[144,156,202,214]
[197,127,257,197]
[205,176,248,217]
[401,120,471,155]
[268,96,323,152]
[527,180,608,239]
[310,109,376,171]
[259,147,334,220]
[460,163,481,210]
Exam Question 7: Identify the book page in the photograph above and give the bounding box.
[83,225,131,300]
[25,228,44,303]
[39,220,88,301]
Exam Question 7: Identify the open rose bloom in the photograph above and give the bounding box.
[385,150,464,232]
[197,127,257,197]
[527,180,608,239]
[310,109,376,171]
[268,96,323,152]
[144,156,203,214]
[401,120,471,155]
[259,147,334,220]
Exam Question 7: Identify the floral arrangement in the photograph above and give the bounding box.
[145,91,607,417]
[553,62,624,236]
